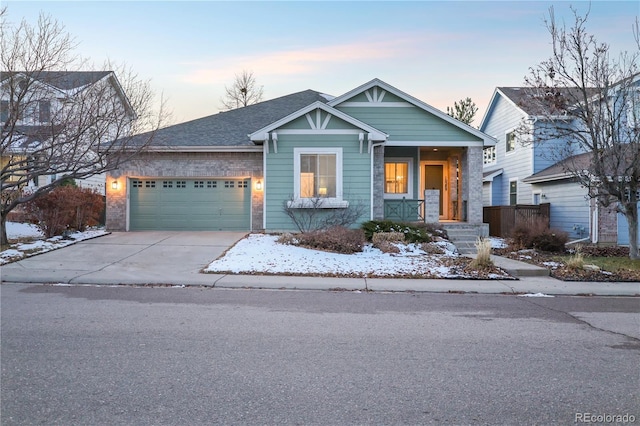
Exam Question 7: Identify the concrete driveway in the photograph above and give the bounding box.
[1,231,247,285]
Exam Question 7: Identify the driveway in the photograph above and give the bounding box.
[0,231,247,285]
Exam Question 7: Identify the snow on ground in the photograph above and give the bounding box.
[1,222,108,265]
[205,233,486,279]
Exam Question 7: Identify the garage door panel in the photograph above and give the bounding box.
[129,179,250,231]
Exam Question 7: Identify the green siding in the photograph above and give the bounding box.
[130,179,250,230]
[340,89,406,104]
[337,106,482,142]
[265,134,371,231]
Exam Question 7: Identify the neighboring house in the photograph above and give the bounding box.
[480,74,639,245]
[1,71,129,194]
[106,79,495,238]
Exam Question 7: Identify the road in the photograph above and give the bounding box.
[1,283,638,425]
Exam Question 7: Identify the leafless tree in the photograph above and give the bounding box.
[519,6,640,259]
[220,70,264,110]
[446,97,478,126]
[1,10,166,245]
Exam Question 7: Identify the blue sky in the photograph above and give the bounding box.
[4,1,639,125]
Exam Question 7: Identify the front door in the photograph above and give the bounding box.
[422,162,449,219]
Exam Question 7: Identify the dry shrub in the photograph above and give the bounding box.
[277,233,297,245]
[421,243,445,255]
[374,240,401,254]
[566,245,585,270]
[471,237,493,269]
[24,186,104,238]
[295,226,366,254]
[372,232,405,245]
[511,217,567,252]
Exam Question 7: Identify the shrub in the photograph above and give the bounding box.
[361,220,431,244]
[373,241,401,254]
[471,237,493,269]
[24,186,105,238]
[372,232,405,245]
[510,217,549,249]
[295,226,366,254]
[530,229,568,252]
[566,245,585,270]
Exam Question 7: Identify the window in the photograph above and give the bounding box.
[509,180,517,205]
[0,101,8,122]
[39,101,51,123]
[483,146,496,165]
[292,147,345,208]
[506,131,516,153]
[384,158,413,199]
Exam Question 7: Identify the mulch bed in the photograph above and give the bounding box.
[493,244,640,282]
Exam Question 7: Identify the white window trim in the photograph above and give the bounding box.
[383,157,413,199]
[509,178,518,205]
[290,147,346,209]
[505,129,517,155]
[483,146,496,165]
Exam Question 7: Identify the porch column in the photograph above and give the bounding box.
[372,144,385,219]
[462,145,483,224]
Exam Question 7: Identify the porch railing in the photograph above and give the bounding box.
[384,198,425,222]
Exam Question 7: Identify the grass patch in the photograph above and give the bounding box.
[554,255,640,272]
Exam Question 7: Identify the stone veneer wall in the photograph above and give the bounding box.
[372,145,385,220]
[462,146,483,224]
[106,151,263,232]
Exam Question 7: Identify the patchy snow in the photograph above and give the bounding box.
[519,293,555,298]
[205,233,507,279]
[542,261,563,269]
[4,222,43,239]
[489,237,508,249]
[1,222,108,265]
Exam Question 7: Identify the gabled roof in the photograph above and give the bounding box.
[329,78,496,146]
[522,152,591,184]
[1,71,112,92]
[249,101,387,142]
[137,90,331,149]
[483,169,503,183]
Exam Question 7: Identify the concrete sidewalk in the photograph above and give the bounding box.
[1,231,638,296]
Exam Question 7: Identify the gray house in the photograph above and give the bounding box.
[480,75,640,245]
[106,79,495,240]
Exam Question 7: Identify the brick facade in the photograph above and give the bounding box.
[106,151,264,231]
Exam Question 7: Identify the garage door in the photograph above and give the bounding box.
[129,178,250,230]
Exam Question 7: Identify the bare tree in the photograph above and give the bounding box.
[220,70,264,110]
[446,97,478,126]
[520,6,640,259]
[1,11,165,245]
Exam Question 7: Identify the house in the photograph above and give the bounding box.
[105,79,495,242]
[1,71,132,194]
[480,74,640,245]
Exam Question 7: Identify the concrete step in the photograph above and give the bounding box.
[466,254,551,277]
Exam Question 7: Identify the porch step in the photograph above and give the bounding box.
[441,224,488,255]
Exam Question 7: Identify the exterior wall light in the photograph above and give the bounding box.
[255,180,263,191]
[111,180,118,190]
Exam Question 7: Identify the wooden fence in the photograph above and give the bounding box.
[483,204,550,237]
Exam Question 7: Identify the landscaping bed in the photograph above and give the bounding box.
[493,243,640,282]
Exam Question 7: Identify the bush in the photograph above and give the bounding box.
[24,186,105,238]
[531,229,568,252]
[566,245,585,270]
[295,226,366,254]
[471,237,493,269]
[372,232,405,245]
[361,220,432,244]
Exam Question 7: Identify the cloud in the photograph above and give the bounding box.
[179,33,447,86]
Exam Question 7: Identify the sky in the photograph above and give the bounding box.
[3,1,639,126]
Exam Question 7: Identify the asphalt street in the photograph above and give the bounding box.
[1,284,639,425]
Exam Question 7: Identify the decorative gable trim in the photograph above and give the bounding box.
[329,78,496,146]
[249,101,387,143]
